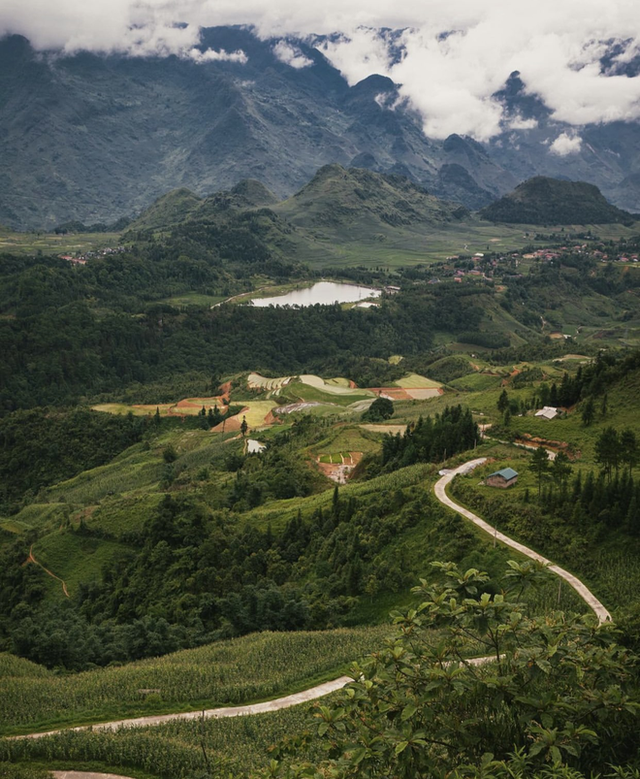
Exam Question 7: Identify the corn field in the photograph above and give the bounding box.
[0,627,390,733]
[0,703,318,778]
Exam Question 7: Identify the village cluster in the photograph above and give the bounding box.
[59,246,126,265]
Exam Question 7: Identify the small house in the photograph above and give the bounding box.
[485,467,518,489]
[535,406,558,420]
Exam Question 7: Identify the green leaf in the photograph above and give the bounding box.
[401,704,418,721]
[395,741,409,755]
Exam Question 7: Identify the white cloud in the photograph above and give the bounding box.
[508,115,538,130]
[273,40,312,68]
[187,46,247,63]
[316,28,393,85]
[549,132,583,155]
[2,0,640,140]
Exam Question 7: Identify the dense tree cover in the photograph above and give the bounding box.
[0,409,149,513]
[0,255,492,412]
[535,466,640,536]
[381,406,478,470]
[480,176,635,225]
[0,473,453,669]
[361,397,394,423]
[262,562,639,779]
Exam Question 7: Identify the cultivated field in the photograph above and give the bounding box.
[394,373,442,389]
[247,373,293,392]
[0,627,391,735]
[93,398,223,417]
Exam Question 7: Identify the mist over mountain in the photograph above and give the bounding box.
[3,26,640,229]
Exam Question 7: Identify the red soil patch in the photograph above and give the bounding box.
[314,452,363,483]
[263,410,280,426]
[368,387,413,400]
[349,380,357,389]
[210,408,248,433]
[514,434,577,458]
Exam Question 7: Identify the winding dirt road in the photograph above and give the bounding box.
[10,457,610,743]
[435,458,610,624]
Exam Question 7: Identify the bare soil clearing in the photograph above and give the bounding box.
[316,452,363,483]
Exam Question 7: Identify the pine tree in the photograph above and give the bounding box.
[581,397,596,426]
[530,446,550,498]
[621,429,638,475]
[595,426,620,481]
[552,451,572,489]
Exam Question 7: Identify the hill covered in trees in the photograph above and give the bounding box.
[480,176,636,225]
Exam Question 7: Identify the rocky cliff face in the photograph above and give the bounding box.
[1,29,639,229]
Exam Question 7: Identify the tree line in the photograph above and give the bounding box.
[381,406,479,470]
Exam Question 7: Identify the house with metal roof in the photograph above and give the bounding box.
[485,467,518,488]
[535,406,559,420]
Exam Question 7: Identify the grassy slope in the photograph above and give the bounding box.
[0,627,390,735]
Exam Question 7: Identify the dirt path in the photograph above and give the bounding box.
[25,545,69,598]
[434,459,610,624]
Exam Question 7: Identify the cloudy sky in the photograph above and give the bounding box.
[2,0,640,142]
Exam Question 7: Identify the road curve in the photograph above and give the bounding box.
[434,458,611,624]
[11,676,353,741]
[9,458,610,742]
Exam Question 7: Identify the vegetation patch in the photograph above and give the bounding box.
[0,627,390,735]
[394,373,442,389]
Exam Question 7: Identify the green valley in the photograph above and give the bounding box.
[2,169,640,779]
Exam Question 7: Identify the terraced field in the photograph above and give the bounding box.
[394,373,442,389]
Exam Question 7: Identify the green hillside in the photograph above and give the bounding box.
[276,164,468,229]
[481,176,636,225]
[129,179,280,232]
[128,188,203,231]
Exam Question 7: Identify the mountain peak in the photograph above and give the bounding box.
[279,164,468,229]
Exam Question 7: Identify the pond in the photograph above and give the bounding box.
[249,282,381,308]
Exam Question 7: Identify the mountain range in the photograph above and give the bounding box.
[2,26,640,229]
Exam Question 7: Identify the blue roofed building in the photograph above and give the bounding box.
[485,467,518,488]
